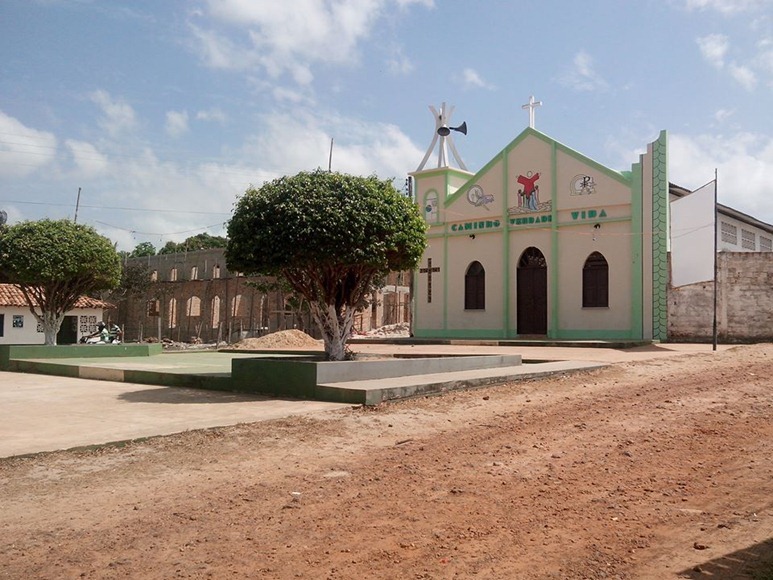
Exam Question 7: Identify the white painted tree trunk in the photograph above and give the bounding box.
[39,310,65,346]
[309,302,355,361]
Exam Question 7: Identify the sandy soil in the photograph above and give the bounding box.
[1,344,772,579]
[229,329,322,350]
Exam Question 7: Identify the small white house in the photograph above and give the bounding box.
[0,284,112,345]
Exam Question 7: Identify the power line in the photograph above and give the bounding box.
[0,198,231,216]
[94,220,226,237]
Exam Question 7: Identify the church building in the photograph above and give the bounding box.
[410,101,669,341]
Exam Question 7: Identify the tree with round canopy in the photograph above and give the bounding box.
[226,170,426,361]
[0,219,122,345]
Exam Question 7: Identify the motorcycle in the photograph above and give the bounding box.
[79,323,123,344]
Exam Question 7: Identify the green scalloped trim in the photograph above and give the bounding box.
[651,131,668,341]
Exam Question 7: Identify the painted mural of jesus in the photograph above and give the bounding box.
[517,171,541,211]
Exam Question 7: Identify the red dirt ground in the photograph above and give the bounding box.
[1,343,772,579]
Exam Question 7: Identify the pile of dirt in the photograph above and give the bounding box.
[230,329,321,349]
[355,322,410,338]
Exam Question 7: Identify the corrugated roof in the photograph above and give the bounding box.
[0,284,113,309]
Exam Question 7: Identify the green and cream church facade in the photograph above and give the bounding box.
[410,102,669,341]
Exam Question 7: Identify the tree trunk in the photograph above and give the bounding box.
[41,311,65,346]
[309,302,355,361]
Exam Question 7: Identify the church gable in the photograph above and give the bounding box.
[443,157,503,222]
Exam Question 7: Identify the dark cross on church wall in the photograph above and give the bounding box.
[419,258,440,303]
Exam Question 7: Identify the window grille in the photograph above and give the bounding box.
[741,229,756,250]
[720,222,737,245]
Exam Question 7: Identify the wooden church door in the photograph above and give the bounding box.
[516,247,548,335]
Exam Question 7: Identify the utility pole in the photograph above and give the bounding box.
[74,187,82,223]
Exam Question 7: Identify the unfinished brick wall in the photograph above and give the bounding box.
[668,252,773,342]
[116,250,412,343]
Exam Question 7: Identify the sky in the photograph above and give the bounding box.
[1,0,772,252]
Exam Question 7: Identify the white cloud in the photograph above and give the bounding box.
[396,0,434,6]
[669,131,773,220]
[4,106,424,251]
[559,51,608,92]
[753,40,773,77]
[64,139,108,177]
[165,110,190,137]
[728,62,758,89]
[459,68,493,90]
[189,24,253,70]
[89,90,137,136]
[191,0,433,85]
[685,0,771,14]
[697,33,729,68]
[0,111,58,177]
[386,46,414,75]
[196,107,227,123]
[714,108,736,122]
[239,110,423,179]
[697,33,765,90]
[272,86,313,104]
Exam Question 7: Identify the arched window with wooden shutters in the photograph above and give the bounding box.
[582,251,609,308]
[464,261,485,310]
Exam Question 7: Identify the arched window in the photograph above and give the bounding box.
[464,261,485,310]
[582,252,609,307]
[190,266,198,280]
[169,267,178,282]
[187,296,201,317]
[424,191,439,223]
[150,270,158,282]
[231,294,243,316]
[212,264,221,279]
[211,296,221,328]
[168,298,178,328]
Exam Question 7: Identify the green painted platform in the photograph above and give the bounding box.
[1,346,605,405]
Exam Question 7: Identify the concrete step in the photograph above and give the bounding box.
[316,361,605,405]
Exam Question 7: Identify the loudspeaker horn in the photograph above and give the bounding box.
[437,121,467,137]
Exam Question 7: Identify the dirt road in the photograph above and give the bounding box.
[1,344,772,579]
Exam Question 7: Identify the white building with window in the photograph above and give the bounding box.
[0,284,110,345]
[670,184,773,254]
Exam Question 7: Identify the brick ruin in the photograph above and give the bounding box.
[113,249,410,344]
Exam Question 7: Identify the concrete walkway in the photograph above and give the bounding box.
[0,371,349,458]
[0,342,728,458]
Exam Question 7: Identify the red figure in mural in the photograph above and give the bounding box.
[517,171,541,210]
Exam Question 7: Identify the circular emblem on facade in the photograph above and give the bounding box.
[570,174,597,196]
[467,185,484,204]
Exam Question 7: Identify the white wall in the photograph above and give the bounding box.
[0,307,105,344]
[718,214,773,253]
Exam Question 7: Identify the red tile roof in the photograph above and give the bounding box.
[0,284,113,309]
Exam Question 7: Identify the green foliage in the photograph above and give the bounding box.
[181,233,227,251]
[0,218,122,343]
[226,170,426,277]
[0,219,121,291]
[157,240,180,255]
[130,241,156,257]
[120,262,152,297]
[157,233,227,255]
[226,170,426,360]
